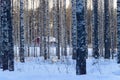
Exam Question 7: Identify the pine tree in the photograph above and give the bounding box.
[76,0,87,75]
[117,0,120,63]
[19,0,25,62]
[93,0,99,59]
[104,0,110,59]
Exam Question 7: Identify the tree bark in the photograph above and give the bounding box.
[19,0,25,62]
[104,0,110,59]
[93,0,99,59]
[76,0,87,75]
[1,0,14,71]
[117,0,120,63]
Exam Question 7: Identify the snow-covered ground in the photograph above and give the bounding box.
[1,47,119,80]
[0,57,120,80]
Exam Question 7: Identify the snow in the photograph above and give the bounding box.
[14,46,73,57]
[1,49,120,80]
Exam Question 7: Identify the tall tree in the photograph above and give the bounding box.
[60,0,64,57]
[39,0,44,57]
[110,0,115,59]
[19,0,25,62]
[104,0,110,59]
[1,0,8,71]
[46,0,50,59]
[98,0,104,57]
[86,0,92,46]
[1,0,14,71]
[76,0,87,75]
[56,0,60,59]
[93,0,99,58]
[53,0,60,59]
[63,0,67,56]
[0,0,3,68]
[43,0,47,60]
[117,0,120,63]
[8,0,14,71]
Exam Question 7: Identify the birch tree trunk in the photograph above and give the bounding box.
[46,0,50,59]
[110,0,115,59]
[98,0,104,57]
[53,0,59,58]
[63,0,67,56]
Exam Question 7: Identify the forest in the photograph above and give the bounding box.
[0,0,120,80]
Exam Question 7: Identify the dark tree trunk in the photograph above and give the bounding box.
[1,0,14,71]
[76,0,87,75]
[0,0,3,68]
[117,0,120,63]
[8,0,14,71]
[19,0,25,62]
[43,0,47,60]
[104,0,110,59]
[93,0,99,59]
[56,0,60,59]
[71,0,77,59]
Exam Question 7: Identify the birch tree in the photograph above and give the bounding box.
[46,0,50,59]
[98,0,104,57]
[63,0,67,56]
[53,0,59,59]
